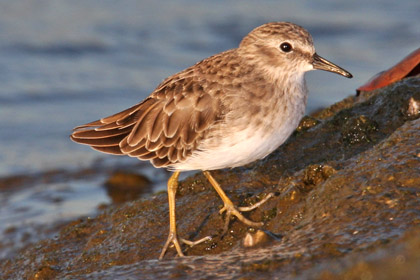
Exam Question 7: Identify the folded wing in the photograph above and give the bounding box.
[71,75,220,168]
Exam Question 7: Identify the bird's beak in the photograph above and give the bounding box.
[312,53,353,78]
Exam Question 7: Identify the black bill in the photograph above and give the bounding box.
[313,53,353,78]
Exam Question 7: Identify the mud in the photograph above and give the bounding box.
[0,76,419,279]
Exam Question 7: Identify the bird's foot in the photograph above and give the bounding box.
[159,232,212,260]
[219,192,274,234]
[180,236,213,247]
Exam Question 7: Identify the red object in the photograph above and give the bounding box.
[357,48,420,94]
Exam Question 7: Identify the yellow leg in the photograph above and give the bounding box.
[159,171,183,260]
[203,171,273,233]
[159,171,211,260]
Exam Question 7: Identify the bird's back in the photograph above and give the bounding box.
[71,50,242,169]
[71,22,322,171]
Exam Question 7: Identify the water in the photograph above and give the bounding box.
[0,0,419,176]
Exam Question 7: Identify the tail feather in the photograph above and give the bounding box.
[71,126,132,139]
[91,145,124,155]
[70,133,126,147]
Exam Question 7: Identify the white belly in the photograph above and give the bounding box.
[172,100,305,171]
[176,128,295,171]
[172,72,308,171]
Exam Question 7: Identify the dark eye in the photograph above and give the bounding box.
[280,42,292,52]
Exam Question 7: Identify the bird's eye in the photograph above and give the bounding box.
[280,42,292,53]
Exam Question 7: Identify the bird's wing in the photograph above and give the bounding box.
[71,73,221,168]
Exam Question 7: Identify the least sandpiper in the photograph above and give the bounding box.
[71,22,352,259]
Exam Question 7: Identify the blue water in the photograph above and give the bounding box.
[0,0,419,176]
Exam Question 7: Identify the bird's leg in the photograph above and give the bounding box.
[159,171,183,260]
[203,171,273,234]
[159,171,211,260]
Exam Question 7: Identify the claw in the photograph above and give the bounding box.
[203,170,274,234]
[160,171,213,260]
[237,193,274,212]
[219,194,273,234]
[181,235,212,247]
[159,232,212,260]
[159,231,183,260]
[160,170,273,260]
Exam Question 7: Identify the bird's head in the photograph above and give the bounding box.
[239,22,352,79]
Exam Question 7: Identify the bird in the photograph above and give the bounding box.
[71,22,352,260]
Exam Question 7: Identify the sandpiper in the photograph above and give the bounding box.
[71,22,352,259]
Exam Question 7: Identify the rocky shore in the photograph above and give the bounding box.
[1,76,419,279]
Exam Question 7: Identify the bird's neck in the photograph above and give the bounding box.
[239,52,308,98]
[257,62,308,102]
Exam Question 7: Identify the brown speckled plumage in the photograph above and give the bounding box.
[72,23,327,170]
[71,49,232,168]
[71,22,351,171]
[71,22,352,259]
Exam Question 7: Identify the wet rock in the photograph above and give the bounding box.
[296,116,320,132]
[0,77,419,279]
[302,164,336,188]
[104,171,152,203]
[309,227,420,280]
[340,114,378,145]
